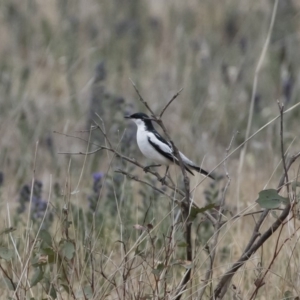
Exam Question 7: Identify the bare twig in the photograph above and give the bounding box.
[236,0,279,202]
[213,206,290,299]
[247,100,295,299]
[90,239,95,293]
[277,100,290,194]
[129,78,156,116]
[212,151,300,299]
[277,152,300,191]
[115,169,181,204]
[198,132,236,299]
[212,99,300,299]
[57,124,191,200]
[249,220,300,299]
[159,88,183,118]
[172,143,192,299]
[94,113,113,149]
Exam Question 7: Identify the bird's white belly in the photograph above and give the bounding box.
[136,130,171,165]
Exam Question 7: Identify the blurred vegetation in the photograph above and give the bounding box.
[0,0,299,299]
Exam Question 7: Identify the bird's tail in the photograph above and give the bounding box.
[175,161,215,180]
[189,165,215,180]
[179,151,215,180]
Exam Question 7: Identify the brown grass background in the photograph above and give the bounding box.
[0,0,300,299]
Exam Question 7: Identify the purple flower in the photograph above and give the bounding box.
[93,172,104,182]
[88,172,104,210]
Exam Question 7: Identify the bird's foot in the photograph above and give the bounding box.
[159,166,169,185]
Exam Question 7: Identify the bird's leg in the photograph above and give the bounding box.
[143,164,161,173]
[159,166,169,185]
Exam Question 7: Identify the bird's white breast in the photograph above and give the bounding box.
[136,125,171,165]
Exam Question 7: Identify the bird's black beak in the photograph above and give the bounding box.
[124,115,131,119]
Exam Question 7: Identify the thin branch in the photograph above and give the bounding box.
[159,88,183,118]
[249,221,300,299]
[198,132,236,300]
[189,101,300,196]
[212,150,300,299]
[115,169,180,204]
[203,212,217,226]
[59,145,193,204]
[247,101,296,298]
[229,209,283,222]
[236,0,279,201]
[213,205,291,299]
[94,113,113,149]
[129,78,156,116]
[277,151,300,191]
[277,100,290,194]
[213,149,300,298]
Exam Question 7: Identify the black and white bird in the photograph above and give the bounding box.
[125,112,214,182]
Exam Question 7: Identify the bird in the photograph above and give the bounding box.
[125,112,214,183]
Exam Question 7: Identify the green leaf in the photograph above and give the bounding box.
[0,247,13,260]
[31,255,39,267]
[49,284,57,299]
[152,263,164,275]
[31,267,44,287]
[61,241,75,260]
[2,277,16,290]
[152,269,161,275]
[39,230,52,249]
[189,203,216,221]
[40,247,56,264]
[177,242,188,247]
[256,189,289,209]
[283,290,293,299]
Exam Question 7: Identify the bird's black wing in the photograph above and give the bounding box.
[148,131,194,175]
[147,132,175,162]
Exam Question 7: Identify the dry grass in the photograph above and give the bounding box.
[0,0,300,299]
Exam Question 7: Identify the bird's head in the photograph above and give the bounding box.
[124,112,153,129]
